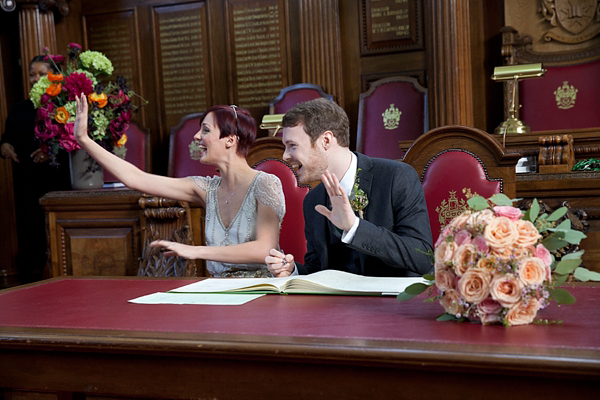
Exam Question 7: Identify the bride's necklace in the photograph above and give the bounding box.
[222,184,237,204]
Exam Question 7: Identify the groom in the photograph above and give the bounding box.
[266,98,433,277]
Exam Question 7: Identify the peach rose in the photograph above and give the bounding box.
[466,209,495,234]
[492,245,531,262]
[490,274,522,307]
[515,219,542,248]
[505,299,540,326]
[435,268,456,292]
[448,210,471,231]
[434,261,446,274]
[458,268,491,304]
[454,229,472,246]
[476,255,499,276]
[472,235,489,254]
[493,206,522,221]
[452,243,477,276]
[439,288,463,316]
[518,257,547,286]
[480,313,504,325]
[434,241,457,264]
[484,216,519,250]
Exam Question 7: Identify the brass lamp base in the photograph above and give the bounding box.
[494,117,531,135]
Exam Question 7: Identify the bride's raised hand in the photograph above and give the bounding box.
[73,93,89,144]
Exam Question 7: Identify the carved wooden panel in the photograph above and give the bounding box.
[298,0,344,106]
[152,1,211,134]
[225,0,289,116]
[360,0,423,54]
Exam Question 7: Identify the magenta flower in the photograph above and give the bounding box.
[44,54,66,64]
[59,123,81,152]
[63,72,94,101]
[68,43,82,51]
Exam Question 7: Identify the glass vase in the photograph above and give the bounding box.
[69,148,104,190]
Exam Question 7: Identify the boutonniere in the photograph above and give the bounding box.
[349,168,369,218]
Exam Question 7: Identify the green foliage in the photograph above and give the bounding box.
[574,267,600,282]
[547,207,568,222]
[489,193,513,206]
[554,258,582,275]
[549,288,576,305]
[467,196,488,211]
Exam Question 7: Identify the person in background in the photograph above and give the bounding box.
[266,98,433,277]
[0,55,71,283]
[73,95,285,277]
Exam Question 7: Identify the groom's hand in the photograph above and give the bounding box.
[315,170,357,232]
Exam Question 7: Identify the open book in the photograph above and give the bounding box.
[169,270,426,296]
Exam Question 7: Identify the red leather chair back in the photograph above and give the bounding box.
[104,122,149,183]
[520,60,600,131]
[357,76,427,159]
[168,113,218,178]
[270,84,334,130]
[253,159,310,263]
[421,150,501,244]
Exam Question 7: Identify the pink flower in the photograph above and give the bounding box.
[41,94,51,104]
[535,244,552,267]
[493,206,523,221]
[63,72,94,101]
[59,123,81,152]
[477,297,503,315]
[68,42,82,51]
[471,235,489,254]
[435,225,453,247]
[435,268,456,292]
[45,53,65,64]
[454,229,472,246]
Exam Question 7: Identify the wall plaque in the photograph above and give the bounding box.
[227,0,287,110]
[154,2,210,131]
[360,0,423,54]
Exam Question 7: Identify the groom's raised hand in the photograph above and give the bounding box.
[315,170,357,232]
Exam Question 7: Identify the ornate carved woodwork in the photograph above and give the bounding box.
[137,195,199,277]
[538,134,575,173]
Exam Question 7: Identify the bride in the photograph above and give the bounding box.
[73,94,285,277]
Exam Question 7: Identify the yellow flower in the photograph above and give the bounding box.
[116,133,128,148]
[54,106,70,124]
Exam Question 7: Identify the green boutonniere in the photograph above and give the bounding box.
[349,168,369,218]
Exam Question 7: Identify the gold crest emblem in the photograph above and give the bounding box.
[382,103,402,130]
[435,191,469,227]
[554,81,578,110]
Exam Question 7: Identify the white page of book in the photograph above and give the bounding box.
[128,292,264,305]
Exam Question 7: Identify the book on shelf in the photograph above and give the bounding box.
[169,269,426,296]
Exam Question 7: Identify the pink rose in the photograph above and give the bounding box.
[471,235,489,254]
[435,225,453,247]
[490,274,522,307]
[458,268,491,304]
[515,219,542,248]
[493,206,523,221]
[535,244,552,267]
[484,216,519,250]
[439,289,463,316]
[434,241,457,265]
[477,297,503,315]
[505,299,540,326]
[435,268,456,292]
[452,243,477,276]
[454,229,472,246]
[518,257,547,286]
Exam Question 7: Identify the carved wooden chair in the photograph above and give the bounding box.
[402,125,520,244]
[168,112,218,178]
[357,76,428,160]
[270,83,334,115]
[104,122,151,183]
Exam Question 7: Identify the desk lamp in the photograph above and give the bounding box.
[492,63,546,138]
[260,114,284,136]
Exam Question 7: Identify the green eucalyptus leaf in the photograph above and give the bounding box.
[423,273,435,281]
[467,196,488,211]
[396,292,415,301]
[549,288,576,305]
[436,313,457,322]
[554,274,569,287]
[404,282,430,296]
[563,230,587,245]
[528,199,540,222]
[562,250,585,260]
[554,258,582,275]
[541,235,568,251]
[547,207,568,222]
[489,193,513,206]
[554,219,571,231]
[573,267,600,282]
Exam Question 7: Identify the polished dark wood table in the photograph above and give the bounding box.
[0,277,599,399]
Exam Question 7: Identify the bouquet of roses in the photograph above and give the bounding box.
[399,193,600,326]
[29,43,136,166]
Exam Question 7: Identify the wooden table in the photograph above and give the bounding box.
[1,277,599,400]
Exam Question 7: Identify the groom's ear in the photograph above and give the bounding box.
[321,130,334,150]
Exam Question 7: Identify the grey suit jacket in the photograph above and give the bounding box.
[298,152,433,276]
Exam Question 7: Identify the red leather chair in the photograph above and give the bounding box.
[270,83,334,115]
[168,113,218,178]
[402,125,520,244]
[252,159,310,264]
[104,122,150,183]
[357,76,428,159]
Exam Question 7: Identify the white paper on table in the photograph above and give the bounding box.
[128,292,265,305]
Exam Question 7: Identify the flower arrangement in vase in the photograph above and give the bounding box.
[398,193,600,326]
[29,43,141,187]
